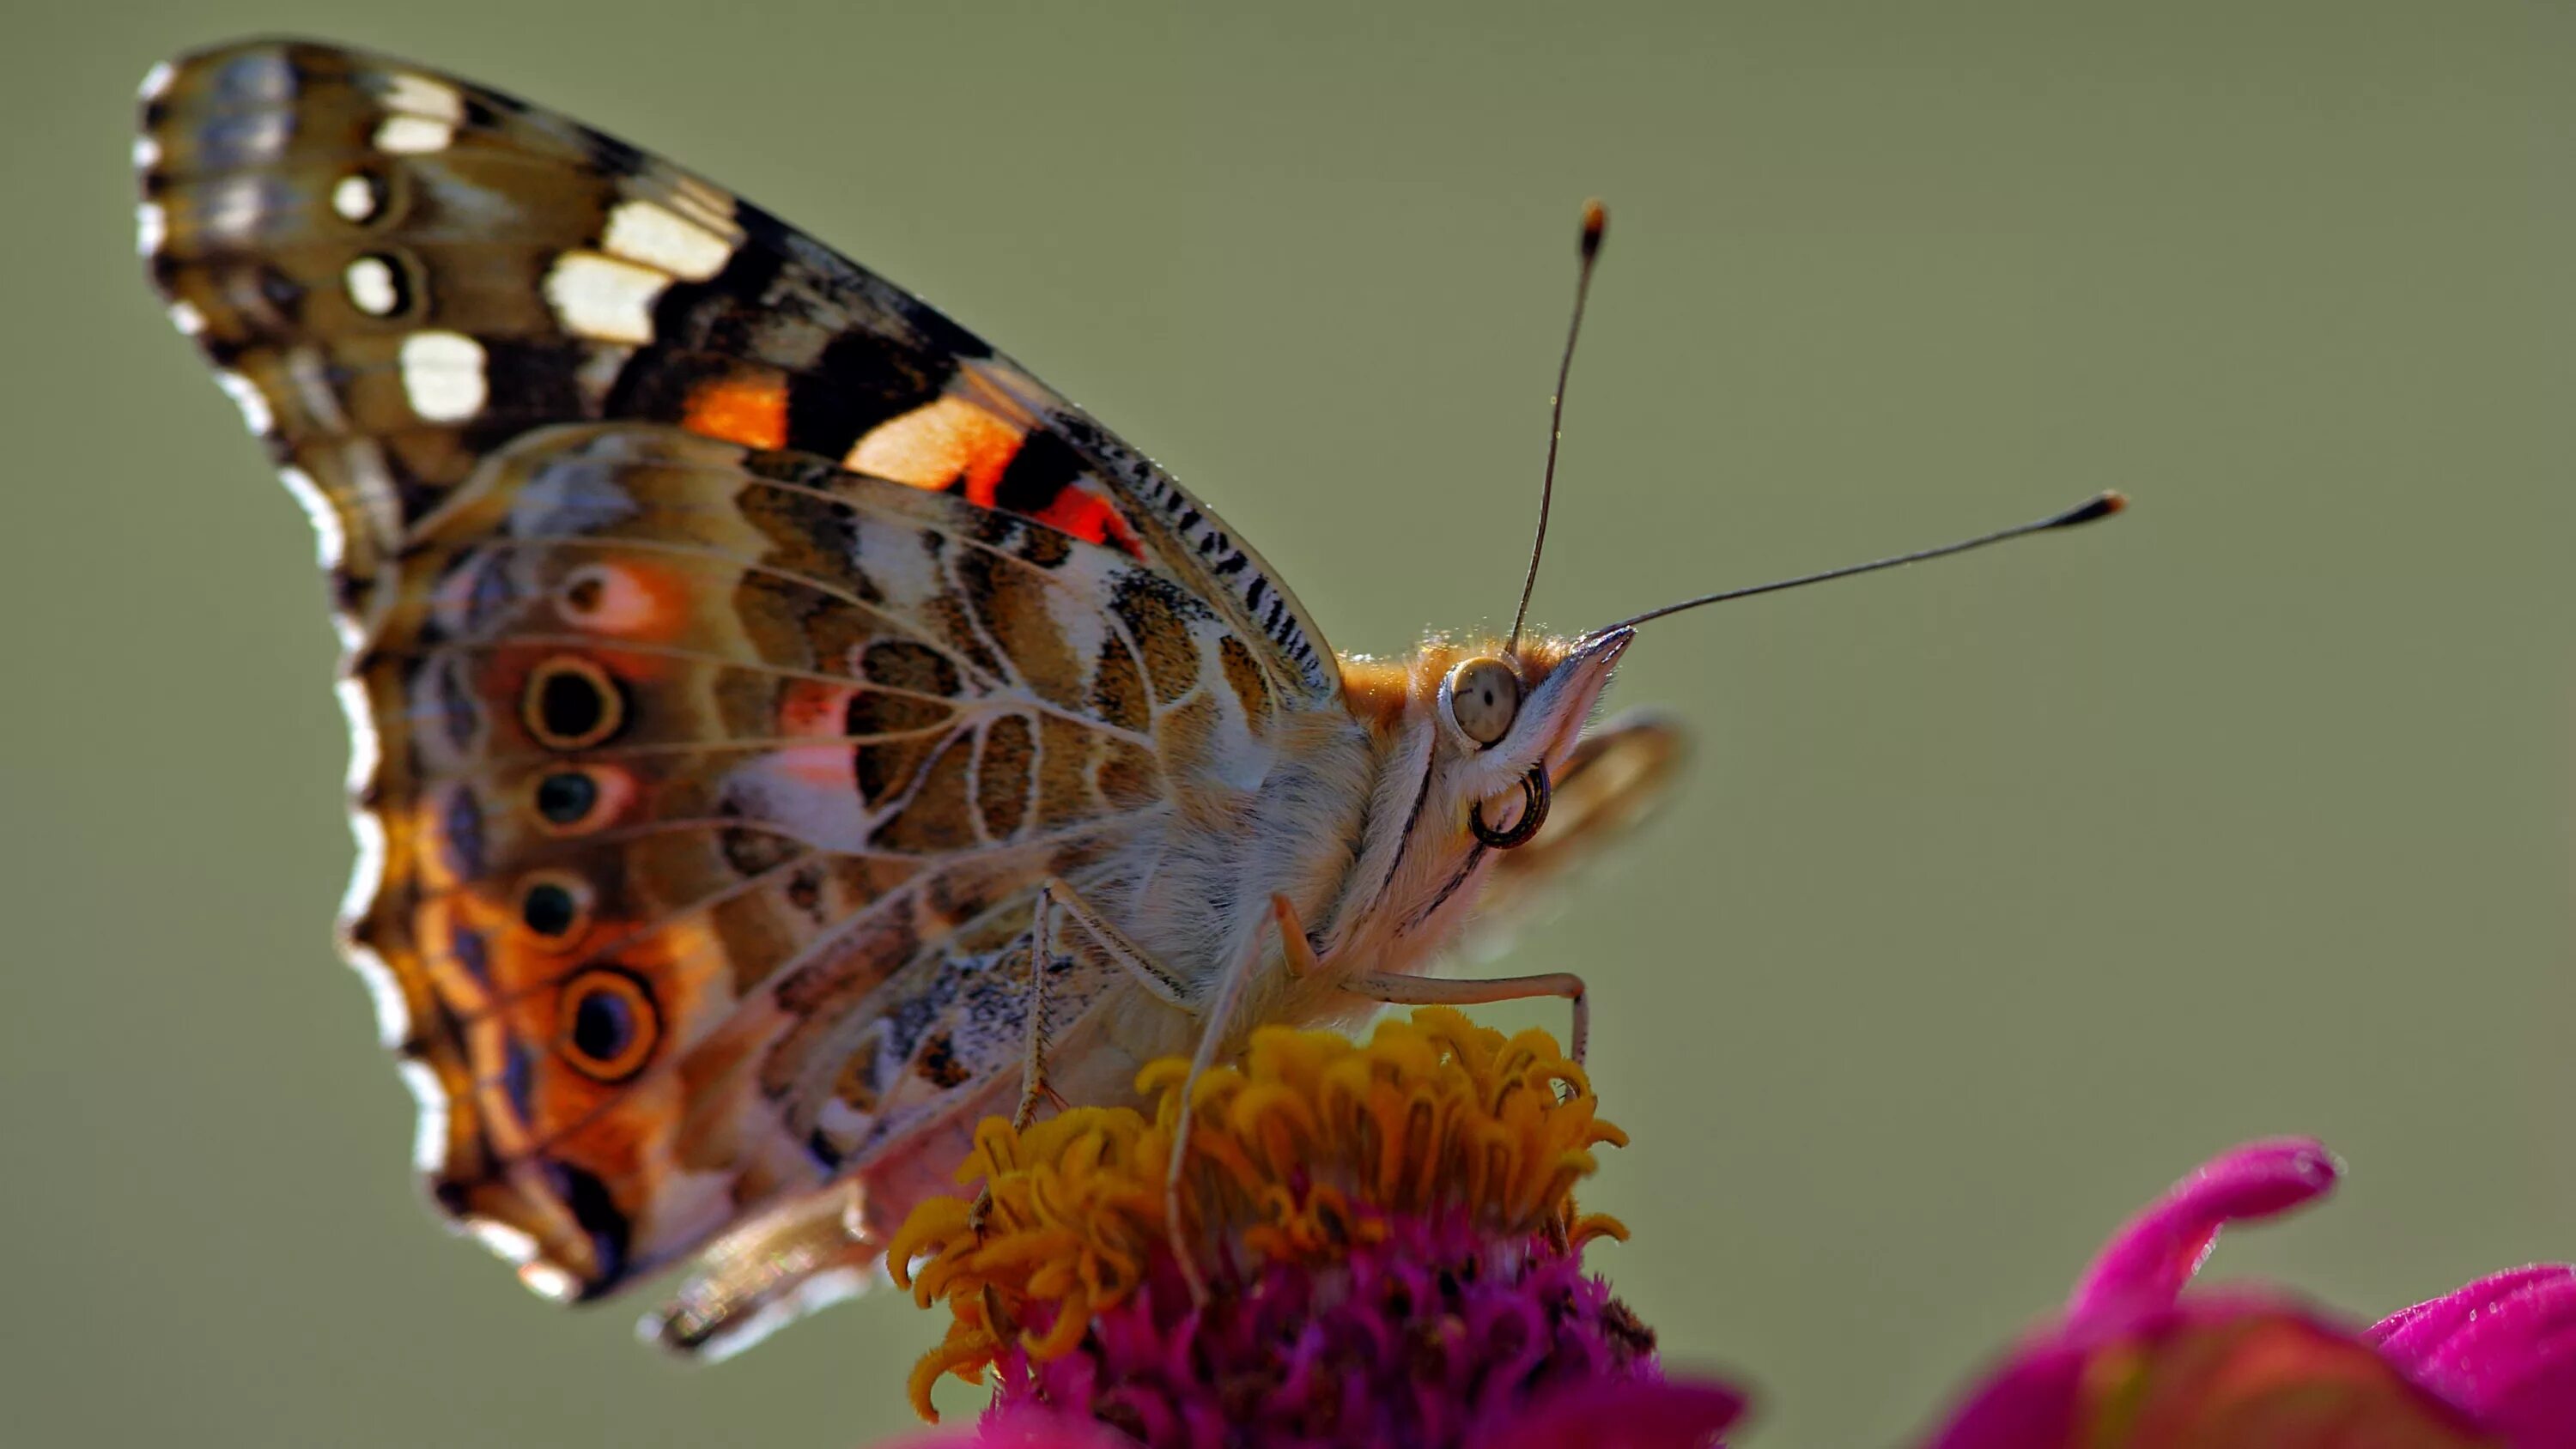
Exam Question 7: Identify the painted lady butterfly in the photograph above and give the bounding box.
[137,38,2115,1355]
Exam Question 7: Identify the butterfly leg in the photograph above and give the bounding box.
[1027,877,1239,1301]
[1343,969,1591,1065]
[1271,893,1324,978]
[1163,931,1262,1306]
[999,877,1200,1141]
[1034,876,1195,1007]
[1157,894,1332,1305]
[1016,881,1287,1306]
[1007,887,1061,1133]
[970,878,1197,1240]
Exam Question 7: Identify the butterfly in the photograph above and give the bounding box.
[137,38,2115,1356]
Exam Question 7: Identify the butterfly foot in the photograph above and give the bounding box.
[1166,1166,1211,1310]
[1270,894,1323,978]
[977,1282,1019,1344]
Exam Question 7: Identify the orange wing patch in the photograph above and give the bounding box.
[681,374,789,450]
[846,397,1024,499]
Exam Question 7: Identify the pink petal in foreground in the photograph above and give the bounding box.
[2065,1137,2341,1331]
[1928,1299,2497,1449]
[2370,1264,2576,1449]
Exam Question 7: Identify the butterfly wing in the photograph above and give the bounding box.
[137,38,1324,1303]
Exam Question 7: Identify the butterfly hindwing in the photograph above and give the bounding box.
[137,38,1321,1301]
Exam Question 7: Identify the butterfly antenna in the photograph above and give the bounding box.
[1597,490,2126,633]
[1506,199,1608,658]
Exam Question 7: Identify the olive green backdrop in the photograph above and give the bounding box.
[3,3,2567,1445]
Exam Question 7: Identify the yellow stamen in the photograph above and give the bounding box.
[890,1008,1629,1422]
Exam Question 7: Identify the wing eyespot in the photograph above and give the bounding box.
[556,969,658,1084]
[521,655,628,750]
[562,573,604,615]
[529,766,625,834]
[516,870,592,943]
[552,563,667,636]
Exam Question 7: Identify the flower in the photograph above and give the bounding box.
[2368,1266,2576,1449]
[1920,1137,2576,1449]
[884,1007,1745,1448]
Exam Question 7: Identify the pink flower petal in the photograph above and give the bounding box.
[1480,1377,1750,1449]
[1920,1340,2088,1449]
[2065,1138,2340,1331]
[2369,1264,2576,1449]
[1922,1299,2494,1449]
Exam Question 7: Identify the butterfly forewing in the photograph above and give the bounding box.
[138,38,1336,1300]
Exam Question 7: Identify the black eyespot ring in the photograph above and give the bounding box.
[556,969,659,1084]
[1468,764,1552,850]
[522,655,627,750]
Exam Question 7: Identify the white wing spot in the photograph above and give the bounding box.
[334,674,382,792]
[345,255,401,316]
[382,73,465,122]
[374,115,454,155]
[396,1058,450,1172]
[137,59,176,102]
[342,810,392,943]
[214,370,274,434]
[131,135,161,171]
[135,200,167,257]
[399,330,489,421]
[468,1218,540,1267]
[331,173,380,222]
[519,1262,581,1303]
[279,465,349,571]
[369,72,465,157]
[348,947,407,1050]
[601,199,734,280]
[541,250,671,344]
[166,300,206,336]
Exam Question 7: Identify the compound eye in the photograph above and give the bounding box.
[1444,658,1522,747]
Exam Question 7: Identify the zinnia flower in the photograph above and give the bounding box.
[883,1007,1744,1448]
[1921,1137,2576,1449]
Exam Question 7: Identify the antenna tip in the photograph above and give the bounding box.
[1579,199,1607,258]
[2050,490,2127,529]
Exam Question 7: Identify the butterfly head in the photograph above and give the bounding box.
[1334,627,1639,954]
[1423,629,1634,835]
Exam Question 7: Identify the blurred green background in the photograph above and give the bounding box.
[3,2,2567,1445]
